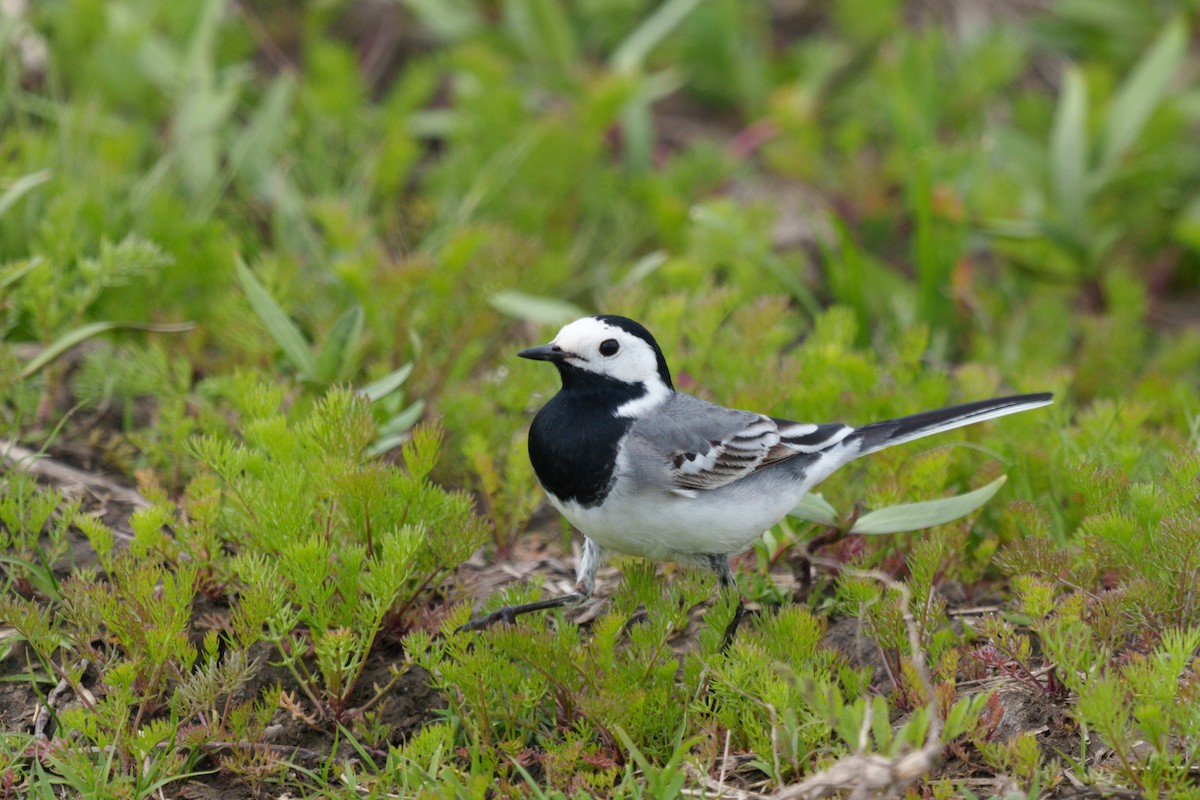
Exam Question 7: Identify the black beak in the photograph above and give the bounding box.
[518,343,567,362]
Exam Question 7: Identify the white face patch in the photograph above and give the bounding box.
[551,317,671,415]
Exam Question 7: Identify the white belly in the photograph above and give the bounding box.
[547,475,805,561]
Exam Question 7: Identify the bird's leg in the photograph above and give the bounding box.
[705,555,747,650]
[458,538,602,633]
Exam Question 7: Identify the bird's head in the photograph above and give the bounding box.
[519,315,675,408]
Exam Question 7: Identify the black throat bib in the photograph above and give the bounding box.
[526,367,649,508]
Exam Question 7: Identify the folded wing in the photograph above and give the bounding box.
[640,397,854,494]
[635,392,1053,497]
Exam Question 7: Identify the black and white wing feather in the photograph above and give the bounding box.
[625,395,854,495]
[631,391,1053,498]
[668,416,851,492]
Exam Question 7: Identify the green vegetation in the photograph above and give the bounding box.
[2,0,1199,796]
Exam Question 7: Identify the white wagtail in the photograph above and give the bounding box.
[461,315,1052,637]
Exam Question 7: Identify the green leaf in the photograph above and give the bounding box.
[489,291,585,325]
[235,257,317,378]
[611,0,707,74]
[359,362,414,402]
[172,0,245,197]
[377,400,426,438]
[1051,66,1089,237]
[369,400,427,455]
[21,322,195,379]
[620,250,668,285]
[621,96,654,173]
[788,492,839,527]
[313,305,365,386]
[619,68,683,170]
[849,476,1008,535]
[400,0,483,40]
[1098,17,1186,179]
[0,555,61,603]
[944,693,987,740]
[0,170,51,221]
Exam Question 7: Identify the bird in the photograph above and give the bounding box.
[459,314,1052,640]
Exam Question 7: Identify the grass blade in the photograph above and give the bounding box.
[620,250,668,285]
[0,170,51,220]
[235,257,317,378]
[849,475,1007,535]
[611,0,707,73]
[229,74,295,189]
[759,253,822,319]
[1097,16,1186,179]
[313,305,364,385]
[21,322,195,379]
[1051,66,1089,239]
[0,555,61,602]
[824,218,869,337]
[506,0,578,77]
[489,291,585,325]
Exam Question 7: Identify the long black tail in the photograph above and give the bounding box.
[850,393,1054,457]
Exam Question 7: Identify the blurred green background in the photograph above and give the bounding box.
[5,0,1199,528]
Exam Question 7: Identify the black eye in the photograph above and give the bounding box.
[599,339,619,357]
